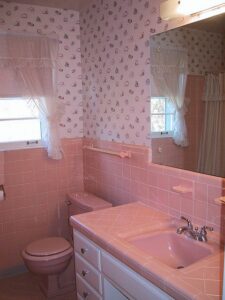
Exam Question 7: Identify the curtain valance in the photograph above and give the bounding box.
[0,34,58,69]
[204,73,225,102]
[0,33,63,160]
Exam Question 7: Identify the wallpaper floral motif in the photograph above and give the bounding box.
[80,0,152,145]
[151,27,225,75]
[0,0,83,138]
[81,0,224,145]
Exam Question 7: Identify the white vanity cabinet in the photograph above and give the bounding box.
[73,231,173,300]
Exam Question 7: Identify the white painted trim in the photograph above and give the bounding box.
[148,132,173,139]
[0,140,43,152]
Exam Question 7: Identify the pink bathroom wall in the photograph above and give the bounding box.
[0,1,85,274]
[81,0,225,239]
[0,0,83,138]
[80,0,222,145]
[80,0,151,145]
[183,75,205,171]
[152,75,205,172]
[151,138,184,169]
[0,139,83,274]
[0,152,4,185]
[84,138,225,237]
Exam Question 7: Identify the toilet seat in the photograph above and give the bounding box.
[25,237,71,257]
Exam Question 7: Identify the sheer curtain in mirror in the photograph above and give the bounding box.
[150,47,189,147]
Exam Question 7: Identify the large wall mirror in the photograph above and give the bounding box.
[150,13,225,178]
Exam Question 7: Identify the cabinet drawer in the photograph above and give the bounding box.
[74,231,100,269]
[101,251,173,300]
[75,253,102,294]
[76,274,102,300]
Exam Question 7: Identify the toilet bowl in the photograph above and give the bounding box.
[21,237,74,298]
[22,237,73,275]
[22,192,112,298]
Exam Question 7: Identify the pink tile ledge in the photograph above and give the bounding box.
[70,202,223,300]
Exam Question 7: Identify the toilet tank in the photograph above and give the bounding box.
[67,192,112,216]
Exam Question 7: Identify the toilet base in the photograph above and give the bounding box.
[38,258,76,298]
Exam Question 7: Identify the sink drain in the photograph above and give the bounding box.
[176,266,184,269]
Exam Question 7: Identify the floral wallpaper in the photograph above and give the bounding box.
[81,0,224,145]
[151,27,225,75]
[80,0,151,145]
[0,0,83,138]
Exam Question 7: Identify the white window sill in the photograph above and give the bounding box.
[0,140,43,152]
[147,132,173,139]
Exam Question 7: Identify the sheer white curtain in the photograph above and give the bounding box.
[197,73,225,177]
[151,47,189,147]
[0,33,63,160]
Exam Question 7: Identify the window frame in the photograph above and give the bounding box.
[0,97,43,151]
[150,97,175,139]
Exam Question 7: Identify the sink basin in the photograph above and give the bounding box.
[128,230,215,269]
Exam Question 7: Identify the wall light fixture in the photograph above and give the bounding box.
[160,0,225,20]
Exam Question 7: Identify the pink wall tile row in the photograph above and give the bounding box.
[0,152,4,185]
[83,138,225,236]
[0,139,84,273]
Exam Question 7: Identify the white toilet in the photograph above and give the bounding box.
[22,192,112,298]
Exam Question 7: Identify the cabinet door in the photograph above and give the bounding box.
[103,278,130,300]
[101,251,173,300]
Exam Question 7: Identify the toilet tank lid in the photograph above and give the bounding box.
[25,237,71,257]
[68,192,112,211]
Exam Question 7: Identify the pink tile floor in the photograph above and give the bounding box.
[0,273,76,300]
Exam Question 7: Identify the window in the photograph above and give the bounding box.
[151,97,175,138]
[0,97,42,150]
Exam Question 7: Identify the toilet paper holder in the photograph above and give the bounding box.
[0,184,6,197]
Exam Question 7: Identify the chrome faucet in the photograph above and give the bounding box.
[177,216,213,242]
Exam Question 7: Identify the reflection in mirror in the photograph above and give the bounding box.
[150,13,225,178]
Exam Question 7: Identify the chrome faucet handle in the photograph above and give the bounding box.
[180,216,193,229]
[198,226,213,242]
[200,225,213,233]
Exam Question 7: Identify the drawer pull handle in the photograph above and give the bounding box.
[83,291,89,298]
[81,270,88,277]
[81,248,87,254]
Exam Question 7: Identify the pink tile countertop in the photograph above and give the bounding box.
[70,202,224,300]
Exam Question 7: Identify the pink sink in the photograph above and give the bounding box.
[128,230,216,269]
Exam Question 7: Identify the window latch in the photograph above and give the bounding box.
[26,140,39,145]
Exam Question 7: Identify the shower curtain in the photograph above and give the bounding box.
[197,73,225,177]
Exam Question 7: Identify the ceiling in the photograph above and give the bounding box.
[185,13,225,34]
[4,0,91,10]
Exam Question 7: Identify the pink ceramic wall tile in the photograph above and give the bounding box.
[208,186,225,205]
[194,201,207,222]
[84,138,225,236]
[180,198,194,216]
[0,152,4,184]
[168,192,181,212]
[194,182,208,203]
[148,171,159,187]
[0,139,84,273]
[168,176,194,200]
